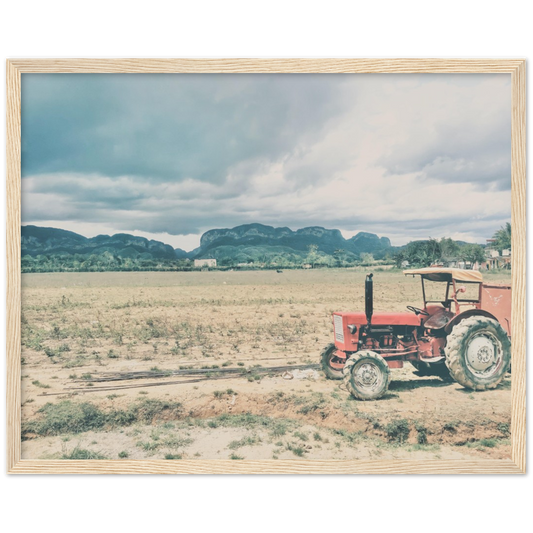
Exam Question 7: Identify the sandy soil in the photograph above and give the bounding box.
[21,269,512,460]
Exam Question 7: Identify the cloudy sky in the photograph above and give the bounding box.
[21,73,511,250]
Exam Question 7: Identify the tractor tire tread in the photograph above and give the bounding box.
[320,343,344,380]
[342,350,391,400]
[445,315,510,391]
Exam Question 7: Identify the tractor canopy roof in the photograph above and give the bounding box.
[403,267,483,283]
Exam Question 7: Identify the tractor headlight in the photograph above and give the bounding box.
[348,324,357,334]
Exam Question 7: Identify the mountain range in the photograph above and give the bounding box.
[21,223,394,264]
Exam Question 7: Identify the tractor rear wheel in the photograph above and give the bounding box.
[445,316,511,390]
[343,350,391,400]
[320,343,345,380]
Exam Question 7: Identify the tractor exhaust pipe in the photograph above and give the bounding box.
[365,273,373,325]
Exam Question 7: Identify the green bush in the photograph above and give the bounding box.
[385,419,410,444]
[26,401,106,436]
[23,398,184,437]
[62,446,107,460]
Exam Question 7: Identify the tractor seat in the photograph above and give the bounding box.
[423,309,454,330]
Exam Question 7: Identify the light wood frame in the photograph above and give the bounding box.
[6,58,526,474]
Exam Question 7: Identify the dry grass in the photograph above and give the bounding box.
[21,269,510,369]
[20,269,512,460]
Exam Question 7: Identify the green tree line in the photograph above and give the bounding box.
[22,225,510,273]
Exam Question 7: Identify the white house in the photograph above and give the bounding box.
[194,259,217,268]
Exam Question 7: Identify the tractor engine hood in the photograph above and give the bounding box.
[332,311,421,351]
[336,311,422,327]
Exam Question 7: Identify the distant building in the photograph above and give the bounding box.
[194,259,217,268]
[482,254,511,270]
[480,241,511,270]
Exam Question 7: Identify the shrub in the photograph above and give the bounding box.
[415,422,428,445]
[385,419,410,444]
[24,398,184,437]
[26,401,106,436]
[62,446,107,460]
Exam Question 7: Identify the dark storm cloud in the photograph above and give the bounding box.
[22,73,346,183]
[21,73,512,246]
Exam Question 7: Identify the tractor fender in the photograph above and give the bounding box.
[444,309,499,335]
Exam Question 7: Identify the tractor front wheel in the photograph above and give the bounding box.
[343,350,391,400]
[320,343,345,380]
[445,316,511,390]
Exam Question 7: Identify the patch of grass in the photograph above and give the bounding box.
[32,380,50,389]
[295,395,328,416]
[270,421,290,438]
[44,347,58,358]
[62,447,107,460]
[385,419,410,444]
[163,435,194,449]
[230,453,244,460]
[228,435,260,450]
[50,325,67,339]
[63,357,88,369]
[414,422,428,445]
[462,438,504,449]
[25,401,106,436]
[21,324,44,351]
[313,432,322,442]
[24,398,184,437]
[478,438,498,448]
[408,443,440,452]
[137,440,159,452]
[330,428,362,445]
[293,431,309,442]
[443,420,460,432]
[118,451,129,458]
[497,422,510,436]
[286,442,307,457]
[126,398,183,424]
[164,453,182,460]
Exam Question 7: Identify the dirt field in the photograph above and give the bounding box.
[21,269,512,461]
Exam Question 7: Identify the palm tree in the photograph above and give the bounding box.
[493,223,511,252]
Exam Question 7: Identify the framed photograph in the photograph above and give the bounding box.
[6,59,525,474]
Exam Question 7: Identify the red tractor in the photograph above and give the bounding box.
[321,268,511,400]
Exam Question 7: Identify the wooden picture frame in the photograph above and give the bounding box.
[6,58,526,474]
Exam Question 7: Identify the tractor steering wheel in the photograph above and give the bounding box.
[406,305,429,316]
